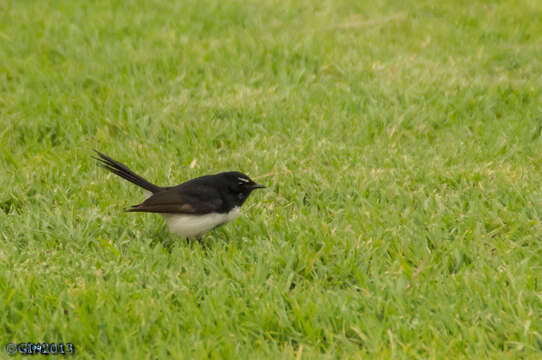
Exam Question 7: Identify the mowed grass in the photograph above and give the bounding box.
[1,0,542,358]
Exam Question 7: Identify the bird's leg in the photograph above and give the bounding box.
[196,236,206,250]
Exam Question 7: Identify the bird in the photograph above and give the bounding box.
[94,150,265,246]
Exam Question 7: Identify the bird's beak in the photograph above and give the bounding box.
[250,183,266,190]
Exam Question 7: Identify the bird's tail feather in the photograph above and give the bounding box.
[94,150,161,194]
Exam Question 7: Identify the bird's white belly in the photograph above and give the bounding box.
[161,207,240,237]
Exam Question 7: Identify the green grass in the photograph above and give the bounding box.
[1,0,542,358]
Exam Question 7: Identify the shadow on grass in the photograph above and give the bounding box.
[149,226,231,253]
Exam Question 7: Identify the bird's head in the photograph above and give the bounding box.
[221,171,265,204]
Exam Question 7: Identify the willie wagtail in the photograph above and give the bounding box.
[94,151,265,244]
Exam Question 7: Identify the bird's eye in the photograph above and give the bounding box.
[238,193,245,199]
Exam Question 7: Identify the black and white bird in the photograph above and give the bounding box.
[94,151,265,245]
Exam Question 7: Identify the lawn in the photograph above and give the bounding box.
[1,0,542,358]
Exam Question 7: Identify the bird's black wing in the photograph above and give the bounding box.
[126,183,224,214]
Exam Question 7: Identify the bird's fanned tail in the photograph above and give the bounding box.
[94,150,162,194]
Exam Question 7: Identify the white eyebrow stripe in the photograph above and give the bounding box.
[238,177,250,183]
